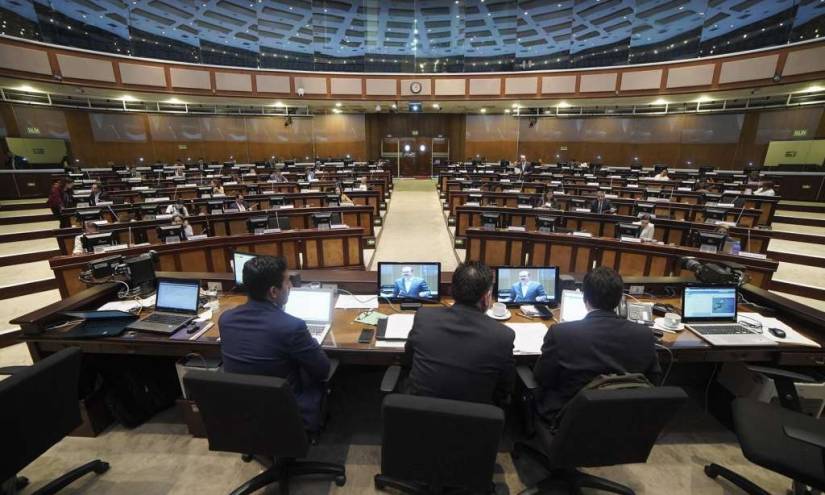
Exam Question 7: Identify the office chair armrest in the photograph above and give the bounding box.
[325,358,340,383]
[380,365,402,393]
[784,425,825,450]
[0,365,29,375]
[517,365,538,391]
[746,366,817,384]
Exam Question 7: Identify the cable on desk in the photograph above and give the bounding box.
[337,288,400,313]
[655,343,674,386]
[703,363,720,414]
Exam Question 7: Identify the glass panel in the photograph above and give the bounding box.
[628,0,707,64]
[128,0,200,63]
[790,0,825,43]
[0,0,42,41]
[196,0,258,67]
[570,0,634,67]
[38,0,130,54]
[464,0,515,72]
[699,0,796,57]
[516,0,573,70]
[313,0,364,72]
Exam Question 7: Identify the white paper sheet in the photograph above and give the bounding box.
[506,323,549,355]
[384,314,415,340]
[335,295,379,309]
[738,312,820,347]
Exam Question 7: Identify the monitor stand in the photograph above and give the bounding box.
[400,302,422,311]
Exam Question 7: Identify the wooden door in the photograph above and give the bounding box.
[398,137,433,177]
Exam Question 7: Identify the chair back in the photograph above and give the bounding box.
[546,386,687,468]
[380,394,504,492]
[0,348,83,482]
[183,370,308,459]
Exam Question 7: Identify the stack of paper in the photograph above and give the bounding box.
[738,312,820,348]
[506,323,549,355]
[384,314,415,340]
[335,295,379,309]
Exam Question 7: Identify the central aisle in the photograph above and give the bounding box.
[369,179,460,271]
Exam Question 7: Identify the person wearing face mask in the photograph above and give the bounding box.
[219,256,330,431]
[403,261,515,406]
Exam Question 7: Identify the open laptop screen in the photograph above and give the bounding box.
[284,288,334,324]
[682,286,737,322]
[233,251,257,287]
[156,279,200,313]
[560,290,588,322]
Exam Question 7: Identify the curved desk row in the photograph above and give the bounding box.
[453,206,772,254]
[56,205,376,255]
[464,228,778,289]
[49,227,366,297]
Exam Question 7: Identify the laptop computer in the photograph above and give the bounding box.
[283,287,335,345]
[127,279,201,334]
[559,290,588,322]
[682,285,776,346]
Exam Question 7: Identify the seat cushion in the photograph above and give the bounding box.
[733,398,825,490]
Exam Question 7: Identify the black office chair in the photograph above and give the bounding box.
[374,393,504,495]
[183,370,345,495]
[513,367,687,494]
[0,348,110,494]
[705,366,825,495]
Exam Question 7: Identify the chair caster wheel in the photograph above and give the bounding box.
[704,464,718,479]
[94,462,110,474]
[241,454,253,463]
[335,475,346,486]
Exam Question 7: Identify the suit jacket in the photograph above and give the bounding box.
[590,198,614,214]
[88,192,106,206]
[393,277,430,298]
[219,299,330,430]
[509,281,547,302]
[404,303,515,405]
[533,309,661,419]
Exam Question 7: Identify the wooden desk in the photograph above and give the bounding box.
[464,228,778,288]
[453,206,772,254]
[57,205,376,255]
[50,228,366,297]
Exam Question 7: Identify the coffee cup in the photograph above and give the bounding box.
[492,302,508,317]
[663,313,681,330]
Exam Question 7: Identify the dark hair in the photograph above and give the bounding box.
[451,261,494,305]
[242,255,288,301]
[582,266,623,311]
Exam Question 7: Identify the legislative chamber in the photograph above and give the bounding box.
[2,2,825,494]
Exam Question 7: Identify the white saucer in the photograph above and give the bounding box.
[654,317,684,332]
[486,309,512,321]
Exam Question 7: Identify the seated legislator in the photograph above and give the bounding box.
[219,256,330,431]
[165,198,189,217]
[652,168,670,181]
[404,262,515,405]
[171,214,194,239]
[232,193,249,212]
[72,221,99,254]
[271,169,287,183]
[638,214,655,241]
[543,190,560,210]
[335,185,354,205]
[753,180,776,197]
[393,266,431,298]
[509,270,548,303]
[210,179,224,195]
[589,191,615,214]
[88,183,107,206]
[533,267,661,421]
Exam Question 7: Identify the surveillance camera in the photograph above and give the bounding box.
[297,87,305,96]
[772,74,781,83]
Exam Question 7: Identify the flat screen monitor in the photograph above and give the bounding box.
[247,216,269,234]
[681,285,738,323]
[480,212,501,230]
[704,208,727,221]
[698,231,727,253]
[377,262,441,302]
[232,251,257,287]
[537,216,558,233]
[157,225,183,243]
[616,223,642,239]
[325,194,341,207]
[155,278,200,313]
[312,213,332,229]
[270,196,286,206]
[517,195,532,205]
[495,266,558,306]
[81,232,113,252]
[635,203,656,218]
[268,216,291,230]
[76,209,102,222]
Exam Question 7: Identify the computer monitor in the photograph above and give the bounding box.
[325,194,341,207]
[681,285,738,323]
[155,278,200,313]
[697,231,727,253]
[268,215,291,230]
[616,223,642,239]
[377,262,441,302]
[76,209,102,223]
[704,208,727,222]
[197,186,212,197]
[157,225,183,243]
[284,288,335,324]
[698,166,714,176]
[536,216,558,233]
[495,267,559,306]
[232,251,257,287]
[560,290,588,322]
[208,200,224,214]
[247,216,269,234]
[517,195,533,206]
[312,213,332,229]
[569,198,586,210]
[480,212,501,230]
[125,252,156,293]
[269,196,286,207]
[634,203,656,218]
[247,185,260,195]
[81,232,114,253]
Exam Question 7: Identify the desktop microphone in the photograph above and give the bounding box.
[735,201,747,226]
[274,207,281,230]
[128,225,133,247]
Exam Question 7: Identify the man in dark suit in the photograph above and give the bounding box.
[88,183,107,206]
[404,262,515,405]
[589,190,615,214]
[508,270,548,303]
[393,266,431,298]
[533,266,661,421]
[219,255,330,431]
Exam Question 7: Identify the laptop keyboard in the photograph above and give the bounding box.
[307,324,327,336]
[690,324,754,335]
[143,313,190,325]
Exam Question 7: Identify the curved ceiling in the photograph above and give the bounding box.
[0,0,823,73]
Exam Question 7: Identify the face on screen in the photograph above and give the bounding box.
[496,268,556,304]
[379,263,439,300]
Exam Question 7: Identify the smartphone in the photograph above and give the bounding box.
[358,328,374,344]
